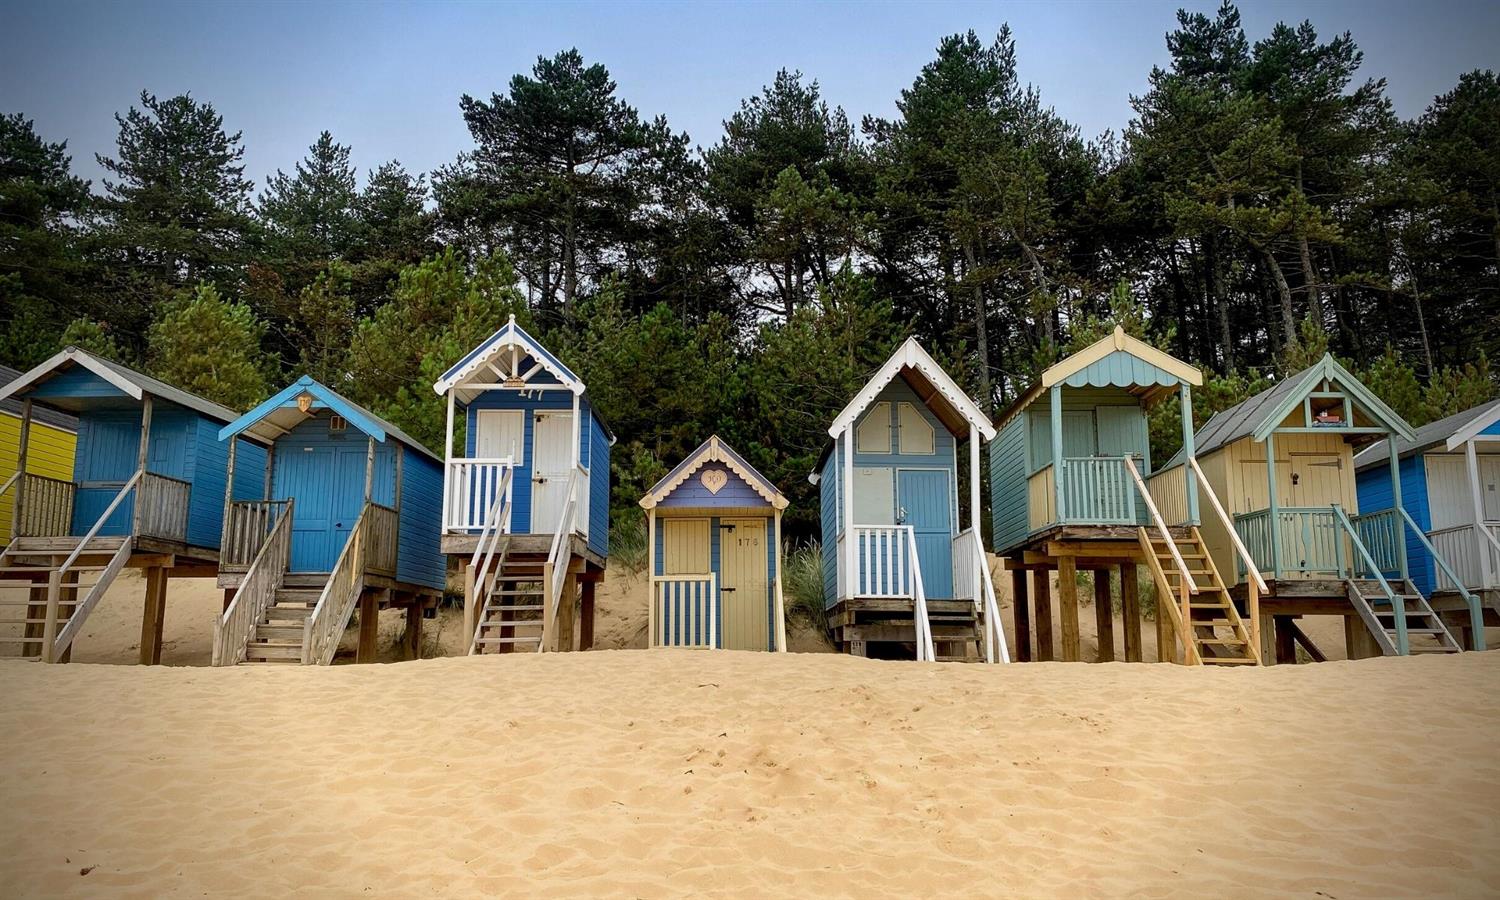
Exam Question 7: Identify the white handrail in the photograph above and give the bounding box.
[60,469,142,576]
[905,526,936,662]
[1123,457,1197,593]
[975,541,1010,664]
[466,468,515,654]
[541,470,580,651]
[1189,456,1268,594]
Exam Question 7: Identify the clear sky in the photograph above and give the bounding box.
[2,0,1497,193]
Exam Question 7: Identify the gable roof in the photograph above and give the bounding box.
[640,435,787,510]
[828,338,996,442]
[433,315,584,404]
[219,376,439,461]
[1353,398,1500,471]
[0,346,247,427]
[995,326,1202,428]
[1163,354,1417,471]
[0,365,77,432]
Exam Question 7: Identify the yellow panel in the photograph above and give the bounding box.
[721,518,770,651]
[662,518,710,575]
[1027,465,1055,529]
[0,415,77,544]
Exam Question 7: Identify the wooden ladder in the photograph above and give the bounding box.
[471,548,546,654]
[0,537,132,662]
[241,579,325,665]
[1345,579,1461,656]
[1138,527,1260,666]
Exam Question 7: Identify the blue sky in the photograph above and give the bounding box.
[2,0,1496,193]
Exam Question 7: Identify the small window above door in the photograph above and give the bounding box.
[897,402,935,454]
[856,402,892,453]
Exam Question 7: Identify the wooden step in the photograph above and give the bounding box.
[254,624,305,642]
[264,605,314,621]
[246,642,303,660]
[1200,656,1258,665]
[0,565,108,574]
[484,604,543,613]
[474,636,542,645]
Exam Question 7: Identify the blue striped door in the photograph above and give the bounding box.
[277,448,336,572]
[898,469,954,598]
[74,415,140,536]
[329,448,369,560]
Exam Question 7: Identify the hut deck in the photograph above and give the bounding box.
[829,597,982,660]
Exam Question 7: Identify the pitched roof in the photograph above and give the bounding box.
[1162,354,1417,471]
[433,315,583,402]
[828,338,995,442]
[640,435,787,510]
[0,347,246,427]
[0,365,77,431]
[1353,398,1500,470]
[219,376,439,461]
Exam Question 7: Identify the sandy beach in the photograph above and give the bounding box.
[0,648,1497,898]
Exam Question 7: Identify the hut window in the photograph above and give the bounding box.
[897,402,934,454]
[329,415,347,433]
[856,402,892,453]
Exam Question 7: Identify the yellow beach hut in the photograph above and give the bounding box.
[0,365,78,545]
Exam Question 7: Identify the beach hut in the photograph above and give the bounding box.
[433,316,612,655]
[639,436,788,651]
[1353,400,1499,647]
[811,338,1006,662]
[990,327,1262,666]
[212,377,445,665]
[1,364,77,545]
[1147,353,1460,662]
[0,347,267,664]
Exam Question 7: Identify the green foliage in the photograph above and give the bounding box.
[294,262,355,387]
[608,515,649,574]
[1360,346,1425,425]
[145,283,275,411]
[59,317,130,364]
[781,541,829,637]
[1422,353,1497,422]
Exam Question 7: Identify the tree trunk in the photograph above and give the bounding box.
[1408,265,1435,378]
[1299,236,1323,327]
[1260,246,1297,348]
[962,239,991,412]
[1206,234,1233,372]
[1021,243,1053,346]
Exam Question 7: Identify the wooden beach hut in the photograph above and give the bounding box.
[1,364,77,545]
[639,436,788,651]
[812,338,1006,662]
[991,327,1261,667]
[1147,353,1461,662]
[433,316,612,655]
[1353,399,1500,647]
[0,347,267,663]
[212,377,445,665]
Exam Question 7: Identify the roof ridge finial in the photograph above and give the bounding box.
[508,313,517,325]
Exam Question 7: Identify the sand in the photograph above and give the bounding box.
[1,651,1498,897]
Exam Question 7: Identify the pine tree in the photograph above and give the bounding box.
[146,283,275,411]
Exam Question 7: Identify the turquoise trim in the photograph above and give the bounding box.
[1253,355,1417,444]
[219,377,388,445]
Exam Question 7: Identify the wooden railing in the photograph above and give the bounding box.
[1428,522,1500,593]
[444,457,515,532]
[649,574,719,648]
[905,527,936,662]
[465,468,516,654]
[302,502,374,665]
[541,470,581,651]
[851,525,911,598]
[951,528,979,600]
[40,470,141,663]
[1188,456,1266,656]
[1393,509,1486,651]
[212,500,294,666]
[136,471,190,542]
[1059,456,1138,524]
[1123,457,1199,665]
[1234,507,1343,576]
[1350,507,1401,579]
[17,472,74,537]
[366,502,398,576]
[1332,505,1409,655]
[221,500,293,569]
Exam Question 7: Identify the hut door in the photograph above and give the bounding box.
[475,410,522,531]
[897,469,954,598]
[531,411,573,533]
[75,414,140,536]
[720,518,769,651]
[1288,454,1341,506]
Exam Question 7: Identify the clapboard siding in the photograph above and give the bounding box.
[190,422,267,550]
[820,446,839,608]
[585,398,610,558]
[0,414,76,543]
[397,448,446,589]
[989,415,1029,553]
[1356,453,1434,595]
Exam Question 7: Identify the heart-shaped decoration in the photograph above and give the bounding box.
[700,468,728,495]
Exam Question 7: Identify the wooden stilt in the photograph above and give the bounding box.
[1156,586,1175,663]
[403,603,423,661]
[23,574,47,659]
[356,591,379,663]
[1258,612,1277,666]
[1011,567,1031,662]
[58,577,78,664]
[139,567,167,666]
[1344,615,1380,661]
[560,572,577,651]
[1121,563,1142,663]
[1033,568,1054,662]
[1059,556,1080,662]
[1093,568,1115,662]
[462,561,476,653]
[578,578,596,651]
[1274,615,1297,664]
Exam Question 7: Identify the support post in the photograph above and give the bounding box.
[580,578,597,651]
[1156,587,1175,663]
[221,437,238,544]
[264,445,275,499]
[1032,568,1053,661]
[773,509,787,652]
[403,603,423,661]
[842,427,855,598]
[139,566,167,665]
[1389,445,1408,583]
[1121,563,1142,662]
[1274,615,1297,664]
[442,390,455,531]
[1011,567,1031,662]
[13,398,32,535]
[1181,384,1198,525]
[1265,432,1283,580]
[356,591,379,663]
[1259,612,1277,665]
[1466,442,1492,589]
[1050,385,1065,523]
[646,511,657,646]
[364,436,375,503]
[1059,555,1080,662]
[132,395,153,535]
[462,560,477,653]
[1094,568,1115,662]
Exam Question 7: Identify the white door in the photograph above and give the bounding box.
[474,410,523,531]
[531,411,574,533]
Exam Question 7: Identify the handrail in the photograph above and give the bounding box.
[59,469,141,576]
[212,499,294,666]
[541,470,581,651]
[975,539,1010,664]
[1331,504,1408,654]
[0,469,20,502]
[1122,457,1197,593]
[1397,506,1485,651]
[467,467,515,653]
[904,525,936,662]
[1188,457,1267,594]
[302,502,372,665]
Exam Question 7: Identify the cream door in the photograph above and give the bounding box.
[1288,453,1342,506]
[721,518,769,651]
[530,411,573,533]
[474,410,523,531]
[662,518,711,574]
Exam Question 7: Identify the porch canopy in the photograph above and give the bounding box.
[641,435,787,511]
[827,337,995,444]
[432,315,586,407]
[219,376,437,461]
[0,346,243,424]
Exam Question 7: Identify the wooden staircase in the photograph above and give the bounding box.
[240,576,327,665]
[1139,527,1260,666]
[928,601,984,662]
[470,549,547,654]
[0,536,132,661]
[1345,579,1461,656]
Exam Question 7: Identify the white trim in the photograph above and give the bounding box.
[0,347,144,406]
[1446,402,1500,451]
[828,338,996,442]
[432,315,584,397]
[641,435,788,510]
